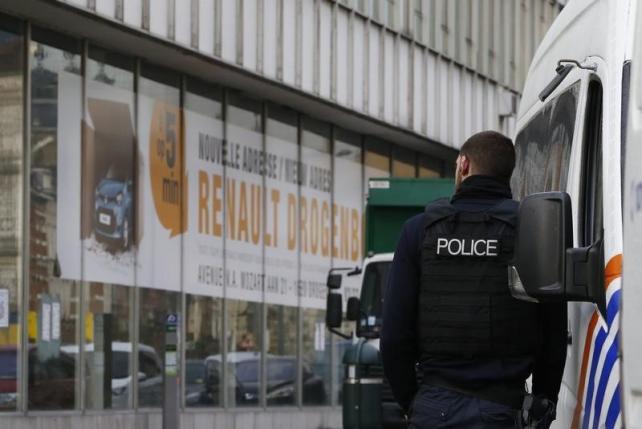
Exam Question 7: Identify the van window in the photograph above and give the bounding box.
[512,81,581,200]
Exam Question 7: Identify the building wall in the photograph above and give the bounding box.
[0,409,342,429]
[0,10,446,427]
[52,0,562,148]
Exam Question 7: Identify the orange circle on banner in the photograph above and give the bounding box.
[149,100,187,237]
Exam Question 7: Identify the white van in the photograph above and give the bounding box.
[511,0,638,427]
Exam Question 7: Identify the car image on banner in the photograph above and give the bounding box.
[94,167,134,250]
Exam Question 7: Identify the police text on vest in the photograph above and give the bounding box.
[436,238,499,257]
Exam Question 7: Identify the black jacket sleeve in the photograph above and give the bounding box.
[380,217,422,413]
[532,301,568,403]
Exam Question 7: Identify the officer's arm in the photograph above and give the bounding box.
[381,218,420,413]
[532,301,568,404]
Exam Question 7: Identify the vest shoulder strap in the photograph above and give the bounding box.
[487,199,519,227]
[423,198,457,229]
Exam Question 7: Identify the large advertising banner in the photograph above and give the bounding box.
[56,80,363,309]
[77,77,137,286]
[56,72,83,281]
[136,86,183,291]
[223,123,264,304]
[183,95,224,297]
[264,136,299,307]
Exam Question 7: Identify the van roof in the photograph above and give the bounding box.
[519,0,633,120]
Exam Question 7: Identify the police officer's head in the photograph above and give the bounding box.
[455,131,515,189]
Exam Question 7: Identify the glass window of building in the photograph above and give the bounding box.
[300,117,331,406]
[392,147,416,177]
[28,28,82,411]
[0,17,22,413]
[333,129,362,267]
[364,138,390,196]
[85,283,134,409]
[226,299,262,406]
[83,46,136,410]
[332,128,362,404]
[265,305,298,406]
[418,155,442,178]
[138,288,178,407]
[185,294,222,407]
[184,78,224,407]
[225,92,264,407]
[137,64,182,408]
[265,104,299,407]
[301,308,330,406]
[444,157,456,178]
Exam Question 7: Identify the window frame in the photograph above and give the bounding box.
[579,78,604,247]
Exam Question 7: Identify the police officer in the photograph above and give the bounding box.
[381,131,567,429]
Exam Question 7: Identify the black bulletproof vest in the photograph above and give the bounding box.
[418,198,540,359]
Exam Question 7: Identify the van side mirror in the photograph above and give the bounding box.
[346,297,360,321]
[510,192,606,317]
[326,293,343,328]
[326,273,342,290]
[511,192,572,301]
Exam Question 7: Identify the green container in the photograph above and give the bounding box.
[365,178,454,254]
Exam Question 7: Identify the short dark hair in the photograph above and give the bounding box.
[460,131,515,181]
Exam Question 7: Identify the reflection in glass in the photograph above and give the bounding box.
[138,288,179,407]
[226,299,262,407]
[84,48,136,410]
[302,308,330,405]
[29,36,81,410]
[185,294,222,407]
[512,82,579,200]
[0,24,22,412]
[84,283,133,409]
[266,305,298,406]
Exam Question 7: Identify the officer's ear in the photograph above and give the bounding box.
[458,154,471,176]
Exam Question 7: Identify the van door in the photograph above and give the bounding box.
[514,63,621,428]
[568,74,623,429]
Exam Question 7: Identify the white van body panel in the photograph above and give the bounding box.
[623,1,642,426]
[516,0,634,427]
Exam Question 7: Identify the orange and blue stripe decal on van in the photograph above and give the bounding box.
[571,254,622,429]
